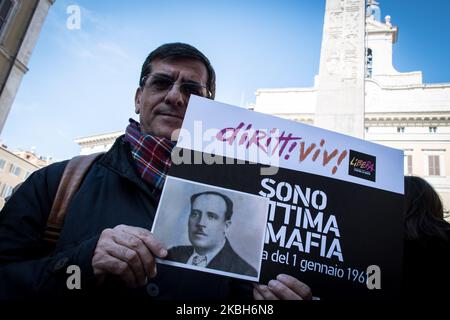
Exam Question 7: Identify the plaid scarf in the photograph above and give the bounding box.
[124,119,175,191]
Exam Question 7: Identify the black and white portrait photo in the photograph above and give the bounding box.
[152,176,268,281]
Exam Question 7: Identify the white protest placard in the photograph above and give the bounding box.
[153,96,404,299]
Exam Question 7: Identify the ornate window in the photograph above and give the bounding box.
[428,155,441,176]
[8,163,21,176]
[0,0,15,38]
[0,184,13,198]
[404,155,413,175]
[366,48,373,78]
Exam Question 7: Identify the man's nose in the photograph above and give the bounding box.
[197,213,208,226]
[164,83,187,109]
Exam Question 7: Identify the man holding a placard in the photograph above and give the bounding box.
[0,42,312,301]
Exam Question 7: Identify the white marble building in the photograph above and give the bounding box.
[74,131,123,156]
[253,2,450,214]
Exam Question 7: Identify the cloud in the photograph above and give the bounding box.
[46,3,138,74]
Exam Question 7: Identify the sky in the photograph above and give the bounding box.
[1,0,450,160]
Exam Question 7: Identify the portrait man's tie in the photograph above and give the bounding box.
[192,254,207,267]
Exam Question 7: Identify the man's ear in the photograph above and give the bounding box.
[134,87,142,114]
[224,220,231,234]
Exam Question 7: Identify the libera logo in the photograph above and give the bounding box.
[348,150,376,182]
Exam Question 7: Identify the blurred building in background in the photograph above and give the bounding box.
[74,131,123,155]
[253,1,450,216]
[0,0,55,133]
[0,143,52,209]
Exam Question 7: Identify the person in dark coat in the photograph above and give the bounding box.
[167,191,257,277]
[0,43,312,301]
[402,176,450,300]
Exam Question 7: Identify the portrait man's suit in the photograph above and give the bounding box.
[168,239,257,277]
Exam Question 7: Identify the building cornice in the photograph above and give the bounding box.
[256,87,316,95]
[365,112,450,126]
[0,46,28,73]
[74,131,123,146]
[0,147,39,169]
[257,79,450,95]
[273,112,450,127]
[367,78,450,90]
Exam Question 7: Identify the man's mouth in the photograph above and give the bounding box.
[157,112,183,120]
[194,231,207,236]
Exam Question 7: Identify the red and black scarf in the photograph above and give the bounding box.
[124,119,175,191]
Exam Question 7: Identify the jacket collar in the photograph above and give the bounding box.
[98,135,159,204]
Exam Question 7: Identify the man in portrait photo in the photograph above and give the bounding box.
[167,191,257,277]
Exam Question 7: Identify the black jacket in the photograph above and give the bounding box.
[401,231,450,300]
[168,239,257,277]
[0,136,253,300]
